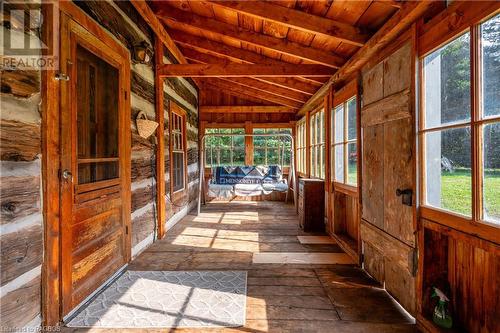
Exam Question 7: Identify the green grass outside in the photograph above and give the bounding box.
[347,165,499,222]
[441,169,500,221]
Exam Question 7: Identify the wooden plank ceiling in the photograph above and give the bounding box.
[149,0,398,114]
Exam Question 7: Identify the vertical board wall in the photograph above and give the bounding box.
[361,39,417,314]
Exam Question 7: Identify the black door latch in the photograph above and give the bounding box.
[396,188,413,206]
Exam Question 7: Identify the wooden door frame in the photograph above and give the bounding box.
[41,1,131,326]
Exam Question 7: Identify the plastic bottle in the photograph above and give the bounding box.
[431,287,453,329]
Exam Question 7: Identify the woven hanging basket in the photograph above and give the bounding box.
[136,111,158,139]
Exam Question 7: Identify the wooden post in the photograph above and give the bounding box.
[154,36,166,239]
[324,92,332,234]
[245,121,253,166]
[41,1,61,326]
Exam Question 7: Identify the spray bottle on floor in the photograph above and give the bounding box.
[431,287,453,329]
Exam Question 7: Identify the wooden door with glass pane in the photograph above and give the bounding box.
[59,14,131,316]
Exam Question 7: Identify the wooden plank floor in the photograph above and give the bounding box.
[63,201,416,333]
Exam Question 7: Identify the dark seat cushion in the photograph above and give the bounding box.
[212,165,282,185]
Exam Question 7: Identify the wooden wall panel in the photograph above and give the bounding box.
[420,223,500,333]
[361,124,384,228]
[361,39,416,315]
[362,62,384,105]
[383,118,415,246]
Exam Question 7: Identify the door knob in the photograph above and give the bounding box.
[61,169,73,182]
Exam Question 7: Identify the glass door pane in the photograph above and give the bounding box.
[76,45,119,184]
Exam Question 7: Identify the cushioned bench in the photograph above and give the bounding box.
[207,165,288,198]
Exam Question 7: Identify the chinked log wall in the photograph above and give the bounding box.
[0,0,199,330]
[0,10,44,328]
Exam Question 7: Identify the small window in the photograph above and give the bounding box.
[296,119,307,174]
[310,109,325,179]
[205,128,245,166]
[170,107,186,193]
[331,96,358,186]
[253,128,291,166]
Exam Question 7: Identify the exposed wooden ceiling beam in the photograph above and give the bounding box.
[208,1,370,47]
[170,30,324,88]
[181,47,314,97]
[298,1,436,116]
[158,64,335,78]
[155,6,346,68]
[130,1,186,64]
[199,79,302,108]
[201,106,295,114]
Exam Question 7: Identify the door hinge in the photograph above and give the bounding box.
[125,226,129,235]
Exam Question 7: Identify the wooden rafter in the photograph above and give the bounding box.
[158,63,335,78]
[201,106,295,114]
[298,1,436,115]
[200,79,302,108]
[171,30,324,88]
[208,1,370,47]
[181,47,314,97]
[155,6,346,68]
[222,77,309,103]
[130,1,186,64]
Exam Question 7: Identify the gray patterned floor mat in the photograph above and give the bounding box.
[67,271,247,328]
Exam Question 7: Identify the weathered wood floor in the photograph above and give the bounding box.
[64,201,416,332]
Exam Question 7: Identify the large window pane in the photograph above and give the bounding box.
[425,127,471,216]
[423,33,471,128]
[334,105,344,143]
[334,145,344,182]
[483,122,500,223]
[347,97,357,141]
[347,143,357,185]
[480,14,500,118]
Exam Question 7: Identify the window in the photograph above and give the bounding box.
[205,128,245,166]
[331,96,358,186]
[253,128,291,166]
[170,107,186,193]
[421,13,500,225]
[296,119,307,174]
[310,109,325,179]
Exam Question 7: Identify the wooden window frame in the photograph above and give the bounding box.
[418,9,500,242]
[253,127,292,167]
[296,118,307,176]
[330,80,359,193]
[169,102,187,201]
[309,107,325,179]
[205,127,245,166]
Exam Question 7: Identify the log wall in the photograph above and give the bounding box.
[0,3,43,329]
[0,0,199,329]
